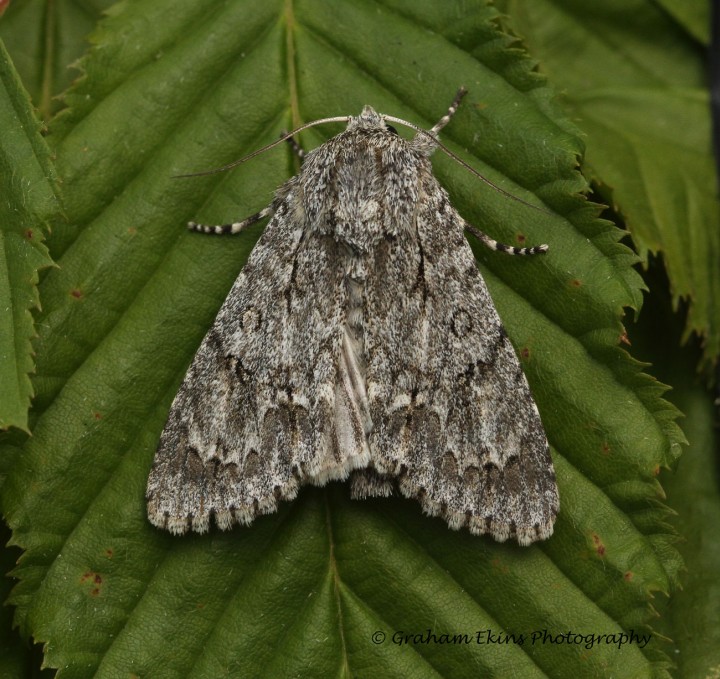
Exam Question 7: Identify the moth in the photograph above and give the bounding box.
[146,89,559,545]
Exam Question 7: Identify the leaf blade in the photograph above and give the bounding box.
[0,40,56,433]
[506,0,720,367]
[0,2,682,676]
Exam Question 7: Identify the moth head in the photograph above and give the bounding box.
[355,109,440,155]
[348,105,395,133]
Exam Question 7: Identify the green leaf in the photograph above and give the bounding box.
[0,525,30,679]
[629,269,720,677]
[659,372,720,677]
[0,40,56,433]
[0,0,117,120]
[654,0,710,44]
[504,0,720,368]
[0,1,682,676]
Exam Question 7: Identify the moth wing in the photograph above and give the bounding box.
[147,199,370,534]
[361,180,558,545]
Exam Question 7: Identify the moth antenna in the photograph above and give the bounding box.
[173,116,350,178]
[176,101,552,219]
[384,113,553,217]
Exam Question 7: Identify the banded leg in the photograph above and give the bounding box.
[464,222,548,256]
[282,131,305,160]
[187,130,305,236]
[431,87,468,135]
[188,205,273,235]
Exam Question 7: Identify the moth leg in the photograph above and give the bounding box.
[187,205,273,235]
[281,130,305,160]
[431,87,468,135]
[464,222,548,256]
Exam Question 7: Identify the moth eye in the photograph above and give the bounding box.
[385,124,399,135]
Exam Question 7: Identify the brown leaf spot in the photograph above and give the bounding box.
[601,442,611,455]
[624,571,634,582]
[104,548,114,559]
[70,288,83,299]
[520,347,530,360]
[25,229,34,240]
[570,279,582,288]
[516,233,526,244]
[490,558,509,575]
[80,570,103,596]
[592,533,606,557]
